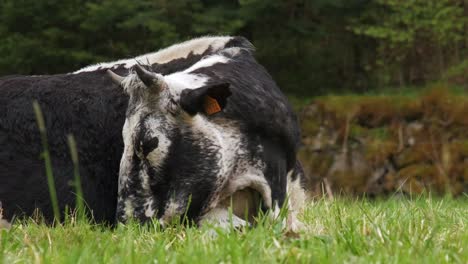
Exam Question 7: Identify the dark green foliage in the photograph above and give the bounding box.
[349,0,467,88]
[0,0,466,95]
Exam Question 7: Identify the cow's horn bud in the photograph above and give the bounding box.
[107,70,125,85]
[134,64,164,91]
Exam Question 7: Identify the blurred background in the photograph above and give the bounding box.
[1,0,467,196]
[0,0,466,97]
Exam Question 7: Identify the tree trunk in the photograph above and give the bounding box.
[399,68,405,88]
[438,43,445,78]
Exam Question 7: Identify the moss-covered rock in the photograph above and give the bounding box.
[299,87,468,197]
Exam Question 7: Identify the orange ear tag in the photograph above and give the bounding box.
[203,96,222,115]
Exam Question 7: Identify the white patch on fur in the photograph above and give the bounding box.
[220,47,242,57]
[162,53,230,101]
[74,36,234,73]
[160,199,182,225]
[164,73,208,100]
[144,198,156,218]
[118,113,142,193]
[272,204,281,219]
[145,117,172,168]
[192,115,240,173]
[184,54,230,73]
[139,169,151,193]
[220,171,272,208]
[285,171,306,232]
[0,202,11,230]
[286,171,305,213]
[146,36,233,65]
[199,207,248,229]
[124,198,135,219]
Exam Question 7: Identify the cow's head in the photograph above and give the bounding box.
[108,65,233,225]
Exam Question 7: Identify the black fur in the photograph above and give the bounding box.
[0,70,127,223]
[142,138,159,157]
[161,128,220,221]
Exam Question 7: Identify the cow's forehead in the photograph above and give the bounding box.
[121,73,147,101]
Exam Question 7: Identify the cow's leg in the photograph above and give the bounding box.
[259,138,288,221]
[261,137,306,232]
[284,161,307,233]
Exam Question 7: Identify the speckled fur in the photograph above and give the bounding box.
[116,39,305,227]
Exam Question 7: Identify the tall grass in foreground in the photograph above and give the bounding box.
[0,197,466,263]
[32,101,87,224]
[32,101,60,223]
[67,135,86,221]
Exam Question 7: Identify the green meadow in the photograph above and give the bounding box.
[1,197,466,263]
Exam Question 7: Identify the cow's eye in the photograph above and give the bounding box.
[142,137,159,157]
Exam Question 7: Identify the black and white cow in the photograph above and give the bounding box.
[108,42,306,230]
[0,36,247,224]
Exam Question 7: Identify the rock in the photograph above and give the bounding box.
[297,88,468,197]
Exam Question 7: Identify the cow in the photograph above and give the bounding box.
[108,42,306,231]
[0,36,248,224]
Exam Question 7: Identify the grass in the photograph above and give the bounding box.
[288,81,467,112]
[0,197,466,263]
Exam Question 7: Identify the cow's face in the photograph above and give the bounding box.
[108,65,231,225]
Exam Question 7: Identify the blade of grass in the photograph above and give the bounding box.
[32,101,60,223]
[67,134,85,221]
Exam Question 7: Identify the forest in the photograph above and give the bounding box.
[1,0,466,96]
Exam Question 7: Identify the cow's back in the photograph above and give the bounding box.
[0,71,127,223]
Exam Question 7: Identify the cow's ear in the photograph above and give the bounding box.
[180,83,231,116]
